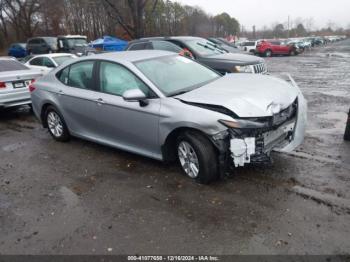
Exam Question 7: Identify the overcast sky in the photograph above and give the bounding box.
[176,0,350,30]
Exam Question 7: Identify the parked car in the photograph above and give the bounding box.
[0,57,42,108]
[30,51,307,184]
[24,53,77,74]
[27,37,58,55]
[8,43,27,58]
[126,37,268,74]
[57,35,95,56]
[240,41,259,53]
[256,40,298,57]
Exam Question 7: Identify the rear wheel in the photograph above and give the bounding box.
[264,49,272,57]
[45,106,70,142]
[176,131,219,184]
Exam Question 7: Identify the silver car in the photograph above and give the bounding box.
[30,51,307,184]
[0,57,42,108]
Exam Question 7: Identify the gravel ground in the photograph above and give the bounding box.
[0,40,349,255]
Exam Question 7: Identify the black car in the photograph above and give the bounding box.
[27,37,58,55]
[126,36,267,75]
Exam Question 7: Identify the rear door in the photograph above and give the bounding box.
[55,60,102,139]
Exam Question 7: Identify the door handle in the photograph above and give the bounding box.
[58,90,65,95]
[95,98,105,105]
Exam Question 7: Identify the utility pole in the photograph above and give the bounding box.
[287,15,290,38]
[253,25,256,39]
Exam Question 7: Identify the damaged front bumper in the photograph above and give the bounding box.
[213,75,307,169]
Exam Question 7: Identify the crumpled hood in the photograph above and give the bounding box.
[176,74,299,118]
[205,52,264,65]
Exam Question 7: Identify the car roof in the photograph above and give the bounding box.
[138,36,204,42]
[30,53,75,58]
[83,50,174,63]
[0,56,17,60]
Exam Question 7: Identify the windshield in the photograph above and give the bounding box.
[184,39,226,57]
[19,43,26,48]
[45,37,57,45]
[53,55,75,66]
[66,38,87,48]
[135,55,220,96]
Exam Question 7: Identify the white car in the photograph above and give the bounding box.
[25,53,77,74]
[0,57,42,108]
[240,41,259,53]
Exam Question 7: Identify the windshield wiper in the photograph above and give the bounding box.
[197,42,225,54]
[169,90,189,97]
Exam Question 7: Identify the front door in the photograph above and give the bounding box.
[94,61,161,158]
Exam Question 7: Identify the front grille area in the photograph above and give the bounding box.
[253,63,267,74]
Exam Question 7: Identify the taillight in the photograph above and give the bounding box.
[29,79,36,92]
[0,82,6,89]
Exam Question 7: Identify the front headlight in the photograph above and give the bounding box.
[232,65,253,73]
[219,119,266,129]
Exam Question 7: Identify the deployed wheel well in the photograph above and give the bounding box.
[161,127,217,163]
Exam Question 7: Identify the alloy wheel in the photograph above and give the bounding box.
[178,141,200,178]
[47,111,63,138]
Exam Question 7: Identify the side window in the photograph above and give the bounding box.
[68,61,95,89]
[152,41,182,53]
[42,57,55,68]
[99,61,150,97]
[30,57,43,66]
[58,67,70,85]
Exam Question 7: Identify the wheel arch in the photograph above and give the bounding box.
[161,126,218,163]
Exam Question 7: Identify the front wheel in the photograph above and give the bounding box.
[45,106,70,142]
[289,49,296,56]
[176,132,219,184]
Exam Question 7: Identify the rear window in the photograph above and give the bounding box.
[242,42,255,46]
[53,56,75,66]
[0,60,29,72]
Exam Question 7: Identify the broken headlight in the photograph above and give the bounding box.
[219,119,267,129]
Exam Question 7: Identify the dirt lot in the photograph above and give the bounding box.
[0,40,350,255]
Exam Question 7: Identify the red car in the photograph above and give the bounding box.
[256,40,297,57]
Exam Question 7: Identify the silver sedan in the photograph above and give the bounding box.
[30,51,307,184]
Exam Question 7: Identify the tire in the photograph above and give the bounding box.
[264,49,272,57]
[45,106,70,142]
[176,131,219,184]
[289,49,296,56]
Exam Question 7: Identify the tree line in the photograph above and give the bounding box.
[0,0,240,49]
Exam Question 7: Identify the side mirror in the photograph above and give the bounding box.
[122,89,148,106]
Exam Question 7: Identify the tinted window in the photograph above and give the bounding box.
[68,61,94,89]
[30,57,44,66]
[152,41,182,53]
[135,55,220,96]
[99,62,150,97]
[271,41,281,45]
[28,39,39,44]
[0,60,29,72]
